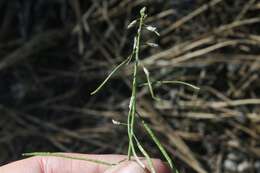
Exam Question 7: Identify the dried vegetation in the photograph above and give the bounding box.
[0,0,260,173]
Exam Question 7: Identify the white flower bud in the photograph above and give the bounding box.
[146,25,160,36]
[112,119,121,125]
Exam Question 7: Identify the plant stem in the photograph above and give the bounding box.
[127,7,146,160]
[23,152,116,166]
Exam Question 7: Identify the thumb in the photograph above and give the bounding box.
[104,160,171,173]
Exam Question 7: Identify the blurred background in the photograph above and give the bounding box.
[0,0,260,173]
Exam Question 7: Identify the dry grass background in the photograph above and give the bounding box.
[0,0,260,173]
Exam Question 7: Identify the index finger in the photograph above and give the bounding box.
[0,154,170,173]
[0,154,125,173]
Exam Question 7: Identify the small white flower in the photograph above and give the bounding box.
[140,7,146,15]
[112,119,121,125]
[146,26,156,31]
[146,25,160,36]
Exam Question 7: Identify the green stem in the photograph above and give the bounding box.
[127,7,146,160]
[23,152,116,166]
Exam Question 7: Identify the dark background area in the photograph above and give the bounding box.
[0,0,260,173]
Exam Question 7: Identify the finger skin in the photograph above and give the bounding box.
[104,159,171,173]
[0,154,171,173]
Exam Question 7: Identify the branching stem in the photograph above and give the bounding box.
[127,7,146,161]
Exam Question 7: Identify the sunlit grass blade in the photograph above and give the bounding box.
[140,80,200,91]
[138,118,179,173]
[90,56,131,95]
[133,134,156,173]
[127,109,146,169]
[146,42,159,48]
[141,121,173,168]
[126,53,133,65]
[142,65,160,101]
[158,80,200,90]
[131,144,146,169]
[127,106,144,170]
[23,152,116,166]
[127,108,133,159]
[129,109,145,168]
[127,19,137,29]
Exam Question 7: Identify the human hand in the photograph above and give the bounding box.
[0,154,171,173]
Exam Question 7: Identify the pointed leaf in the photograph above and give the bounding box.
[90,56,131,95]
